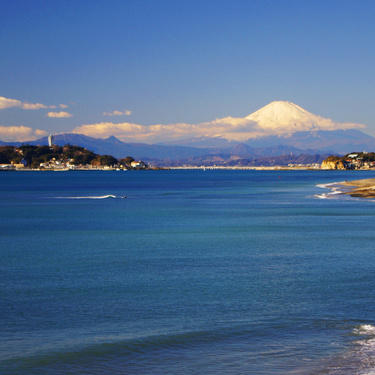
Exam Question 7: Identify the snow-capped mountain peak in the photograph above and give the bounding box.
[244,100,361,134]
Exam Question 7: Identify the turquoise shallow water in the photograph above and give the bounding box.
[1,169,375,374]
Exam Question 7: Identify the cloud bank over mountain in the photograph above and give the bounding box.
[72,117,264,143]
[0,98,367,143]
[0,126,48,142]
[72,101,366,144]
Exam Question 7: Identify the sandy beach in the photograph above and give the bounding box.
[344,178,375,198]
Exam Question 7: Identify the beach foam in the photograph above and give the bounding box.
[315,182,347,199]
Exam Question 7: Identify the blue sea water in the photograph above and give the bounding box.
[1,169,375,374]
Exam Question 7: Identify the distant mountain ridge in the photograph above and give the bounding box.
[245,129,375,154]
[0,133,224,160]
[1,129,373,166]
[1,101,375,164]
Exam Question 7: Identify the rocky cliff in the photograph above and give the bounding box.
[321,156,346,170]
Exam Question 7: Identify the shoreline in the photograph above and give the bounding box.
[343,178,375,198]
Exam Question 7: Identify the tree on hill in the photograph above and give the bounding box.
[91,155,118,166]
[119,156,134,165]
[70,152,97,165]
[324,155,342,163]
[61,144,97,165]
[0,146,21,164]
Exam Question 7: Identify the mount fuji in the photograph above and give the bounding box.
[165,101,374,154]
[245,101,363,133]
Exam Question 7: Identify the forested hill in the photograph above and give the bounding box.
[0,144,122,168]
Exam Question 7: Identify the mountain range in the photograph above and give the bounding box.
[2,101,375,165]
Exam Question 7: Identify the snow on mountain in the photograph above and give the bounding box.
[245,101,365,134]
[162,101,367,146]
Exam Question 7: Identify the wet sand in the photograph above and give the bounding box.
[343,178,375,198]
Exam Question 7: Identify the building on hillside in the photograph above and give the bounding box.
[0,164,15,171]
[130,161,147,169]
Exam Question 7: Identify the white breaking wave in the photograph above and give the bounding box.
[315,191,344,199]
[315,182,347,199]
[315,182,375,202]
[55,195,119,199]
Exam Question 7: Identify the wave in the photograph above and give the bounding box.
[8,324,375,374]
[315,181,350,199]
[315,182,375,202]
[55,195,123,199]
[315,191,343,199]
[1,327,247,374]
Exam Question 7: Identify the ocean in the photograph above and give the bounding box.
[1,169,375,374]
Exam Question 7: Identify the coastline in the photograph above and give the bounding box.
[343,178,375,198]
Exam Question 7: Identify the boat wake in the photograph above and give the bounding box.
[55,195,123,199]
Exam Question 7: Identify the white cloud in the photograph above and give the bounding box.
[72,110,366,144]
[0,97,21,109]
[47,111,73,118]
[59,104,68,108]
[0,96,55,110]
[21,103,50,110]
[0,126,48,142]
[103,110,132,116]
[73,122,149,140]
[72,117,264,143]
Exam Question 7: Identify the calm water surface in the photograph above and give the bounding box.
[1,169,375,374]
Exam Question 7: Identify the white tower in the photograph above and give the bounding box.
[48,134,54,148]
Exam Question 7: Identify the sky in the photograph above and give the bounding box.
[1,0,375,143]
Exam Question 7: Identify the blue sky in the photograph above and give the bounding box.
[1,0,374,142]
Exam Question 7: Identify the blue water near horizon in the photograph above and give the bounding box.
[2,169,375,374]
